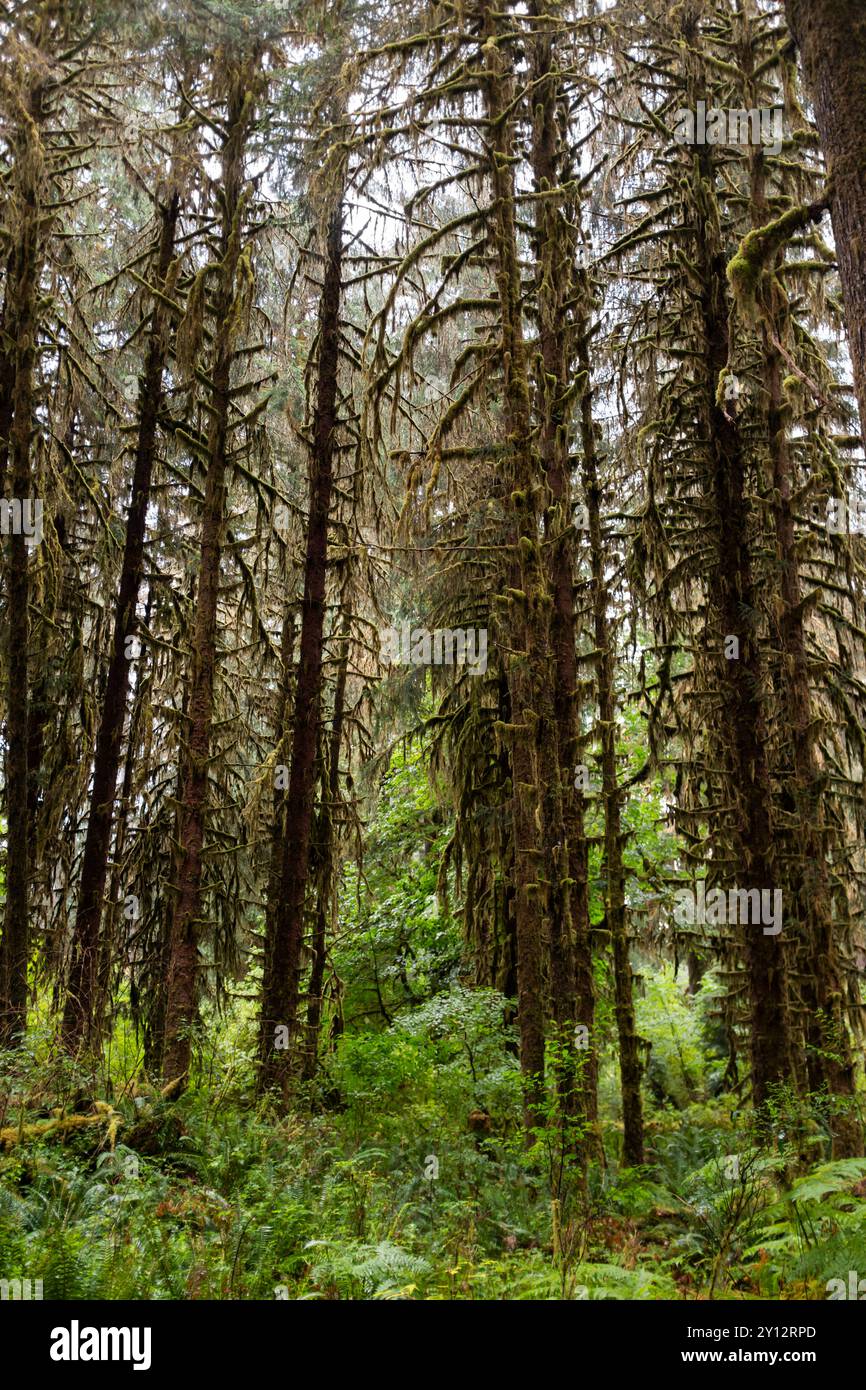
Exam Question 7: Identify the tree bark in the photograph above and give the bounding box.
[764,336,861,1155]
[162,82,252,1086]
[481,7,571,1129]
[529,2,597,1140]
[0,77,48,1046]
[303,599,351,1081]
[62,191,179,1051]
[575,313,645,1167]
[786,0,866,443]
[258,193,345,1097]
[703,264,794,1113]
[261,602,297,1045]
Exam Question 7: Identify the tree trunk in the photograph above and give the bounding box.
[62,191,179,1051]
[704,278,794,1114]
[786,0,866,443]
[764,337,861,1155]
[576,312,645,1167]
[98,583,153,1026]
[258,193,344,1097]
[162,83,252,1087]
[303,600,351,1081]
[529,3,596,1140]
[481,6,571,1129]
[671,115,798,1116]
[261,602,297,1052]
[0,77,47,1046]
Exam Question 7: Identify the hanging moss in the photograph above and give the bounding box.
[727,200,828,319]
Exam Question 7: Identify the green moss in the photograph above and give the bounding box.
[782,374,801,396]
[727,202,827,319]
[715,368,735,410]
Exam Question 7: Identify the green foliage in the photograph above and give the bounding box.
[335,739,462,1032]
[2,738,863,1302]
[303,1238,432,1300]
[637,966,708,1109]
[1,976,864,1299]
[745,1158,866,1297]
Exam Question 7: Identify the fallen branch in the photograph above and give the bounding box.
[0,1100,122,1151]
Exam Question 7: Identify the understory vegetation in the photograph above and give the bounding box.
[2,747,866,1300]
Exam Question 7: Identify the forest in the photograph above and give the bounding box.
[1,0,866,1310]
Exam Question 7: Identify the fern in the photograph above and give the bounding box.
[306,1237,431,1298]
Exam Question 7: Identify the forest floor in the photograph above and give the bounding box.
[2,757,865,1301]
[1,976,865,1302]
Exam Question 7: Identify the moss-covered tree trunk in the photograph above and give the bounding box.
[98,585,153,1026]
[575,314,644,1166]
[654,62,797,1112]
[258,191,345,1098]
[0,74,48,1046]
[63,190,180,1052]
[764,340,861,1155]
[261,602,297,1053]
[303,599,351,1082]
[162,79,254,1087]
[701,237,794,1113]
[786,0,866,443]
[733,102,856,1144]
[529,0,596,1139]
[481,5,572,1130]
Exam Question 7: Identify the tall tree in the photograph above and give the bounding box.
[258,153,347,1096]
[0,2,97,1042]
[162,54,262,1085]
[62,177,182,1051]
[785,0,866,443]
[528,0,597,1140]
